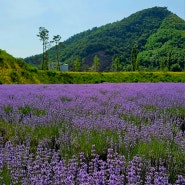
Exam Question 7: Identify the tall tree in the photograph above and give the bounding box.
[111,57,121,72]
[167,50,172,71]
[52,35,61,71]
[93,55,99,72]
[160,57,165,71]
[37,27,49,70]
[73,58,80,72]
[131,44,138,71]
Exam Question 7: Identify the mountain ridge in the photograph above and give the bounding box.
[24,7,185,71]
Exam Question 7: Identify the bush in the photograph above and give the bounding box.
[16,59,26,68]
[46,71,57,78]
[21,70,32,80]
[29,67,38,73]
[171,63,182,72]
[9,70,19,83]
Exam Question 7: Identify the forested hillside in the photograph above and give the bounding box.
[138,14,185,71]
[25,7,185,71]
[0,49,39,84]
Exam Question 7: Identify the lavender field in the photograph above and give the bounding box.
[0,83,185,184]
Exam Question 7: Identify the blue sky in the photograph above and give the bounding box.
[0,0,185,58]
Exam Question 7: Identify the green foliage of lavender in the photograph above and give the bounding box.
[0,83,185,184]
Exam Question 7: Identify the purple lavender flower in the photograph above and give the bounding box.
[1,83,185,183]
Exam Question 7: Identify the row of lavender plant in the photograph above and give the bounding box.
[0,83,185,184]
[1,83,185,127]
[1,142,185,184]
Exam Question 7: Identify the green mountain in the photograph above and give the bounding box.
[25,7,185,71]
